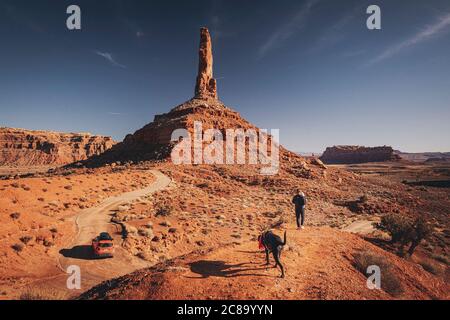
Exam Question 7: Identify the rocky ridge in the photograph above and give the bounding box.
[0,127,115,166]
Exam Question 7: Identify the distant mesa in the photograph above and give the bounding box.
[394,150,450,163]
[320,145,400,164]
[424,157,450,163]
[0,127,115,166]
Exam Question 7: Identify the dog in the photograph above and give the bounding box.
[258,230,287,278]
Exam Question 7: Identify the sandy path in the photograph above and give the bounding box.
[342,219,379,235]
[36,170,171,297]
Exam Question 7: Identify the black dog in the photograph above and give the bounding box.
[258,230,287,278]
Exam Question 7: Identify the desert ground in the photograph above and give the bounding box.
[0,159,448,300]
[0,26,448,301]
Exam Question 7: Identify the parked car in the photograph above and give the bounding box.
[92,232,114,258]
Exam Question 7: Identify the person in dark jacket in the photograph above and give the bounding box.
[292,190,307,229]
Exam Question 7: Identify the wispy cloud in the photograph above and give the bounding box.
[309,4,363,53]
[107,112,123,116]
[258,0,320,58]
[368,12,450,65]
[94,51,126,68]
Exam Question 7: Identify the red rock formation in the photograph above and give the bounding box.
[0,127,115,166]
[85,27,324,179]
[91,97,257,163]
[320,145,400,164]
[194,27,217,99]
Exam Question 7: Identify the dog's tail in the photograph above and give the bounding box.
[283,230,287,245]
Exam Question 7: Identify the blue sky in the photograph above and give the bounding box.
[0,0,449,153]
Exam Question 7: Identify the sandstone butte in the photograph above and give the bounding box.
[85,27,288,167]
[0,127,115,166]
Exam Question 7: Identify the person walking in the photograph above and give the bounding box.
[292,190,307,229]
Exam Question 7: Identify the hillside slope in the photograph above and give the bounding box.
[79,226,448,300]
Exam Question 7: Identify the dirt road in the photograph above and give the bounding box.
[37,170,171,297]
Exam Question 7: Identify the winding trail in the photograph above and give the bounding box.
[40,170,172,296]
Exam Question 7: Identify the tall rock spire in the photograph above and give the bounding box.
[194,27,218,99]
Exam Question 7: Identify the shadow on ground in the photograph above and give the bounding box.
[59,245,95,260]
[187,260,272,278]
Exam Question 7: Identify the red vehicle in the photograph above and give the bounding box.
[92,232,114,258]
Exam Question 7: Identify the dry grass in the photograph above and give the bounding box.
[20,287,67,300]
[354,249,404,297]
[432,254,449,265]
[419,260,444,276]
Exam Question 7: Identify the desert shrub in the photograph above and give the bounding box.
[155,205,173,217]
[43,239,54,247]
[376,214,412,244]
[11,182,19,188]
[248,177,262,186]
[50,228,58,233]
[20,236,33,244]
[407,217,433,256]
[196,182,209,189]
[359,194,369,203]
[353,250,404,297]
[10,212,21,220]
[375,214,433,256]
[138,228,154,238]
[20,288,66,300]
[64,185,72,190]
[11,243,24,252]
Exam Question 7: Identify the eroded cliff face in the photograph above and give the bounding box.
[0,127,115,166]
[320,145,400,164]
